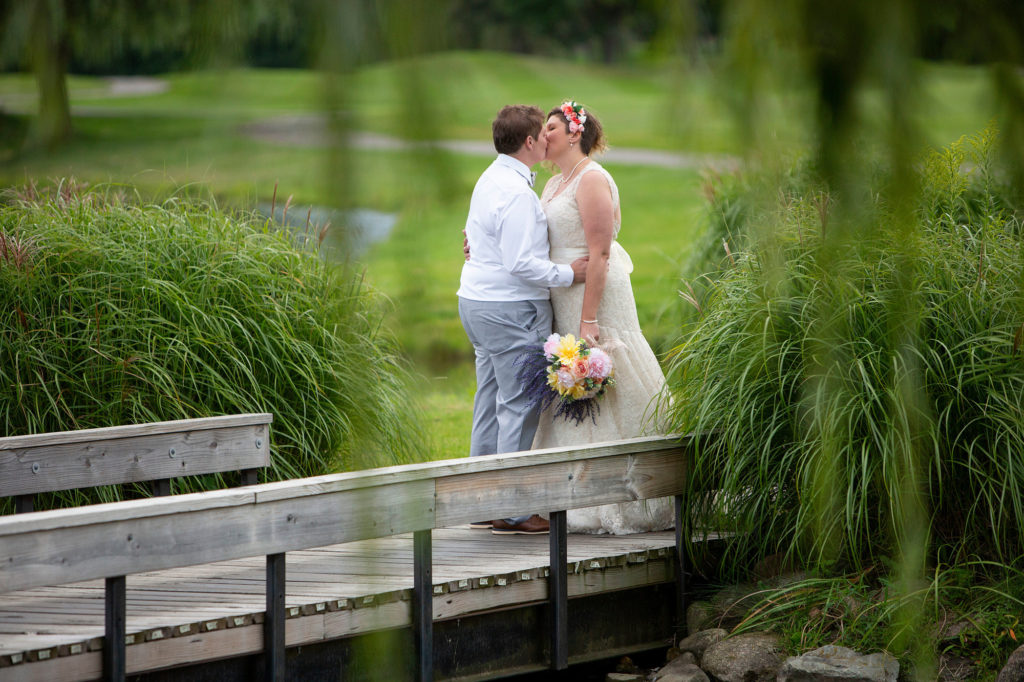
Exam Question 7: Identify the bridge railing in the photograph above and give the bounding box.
[0,432,699,681]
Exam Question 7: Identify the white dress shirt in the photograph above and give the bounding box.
[457,155,574,301]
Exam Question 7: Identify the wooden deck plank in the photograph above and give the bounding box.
[0,527,677,676]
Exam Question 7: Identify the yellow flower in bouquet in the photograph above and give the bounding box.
[521,332,617,426]
[554,334,580,364]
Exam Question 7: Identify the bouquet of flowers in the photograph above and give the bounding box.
[516,333,615,425]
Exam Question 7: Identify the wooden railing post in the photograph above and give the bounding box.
[265,553,286,681]
[674,494,689,634]
[241,468,260,486]
[104,575,126,682]
[549,510,568,670]
[14,494,33,513]
[413,529,433,681]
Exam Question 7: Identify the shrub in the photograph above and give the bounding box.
[666,127,1024,577]
[0,182,425,509]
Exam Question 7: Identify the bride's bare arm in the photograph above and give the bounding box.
[576,170,615,345]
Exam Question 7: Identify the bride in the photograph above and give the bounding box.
[532,101,674,535]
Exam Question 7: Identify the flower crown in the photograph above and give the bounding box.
[560,101,587,134]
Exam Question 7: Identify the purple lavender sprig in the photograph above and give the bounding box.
[514,343,555,412]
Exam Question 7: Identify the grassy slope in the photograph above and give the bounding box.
[0,52,1004,460]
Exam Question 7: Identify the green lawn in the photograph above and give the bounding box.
[0,52,1007,462]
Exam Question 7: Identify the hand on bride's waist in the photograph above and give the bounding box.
[550,243,630,274]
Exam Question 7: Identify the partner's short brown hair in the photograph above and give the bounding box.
[492,105,544,155]
[548,104,607,155]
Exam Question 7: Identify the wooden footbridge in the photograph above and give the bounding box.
[0,415,705,681]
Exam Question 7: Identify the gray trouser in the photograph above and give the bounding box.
[459,297,553,523]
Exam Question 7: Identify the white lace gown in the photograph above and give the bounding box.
[532,161,674,534]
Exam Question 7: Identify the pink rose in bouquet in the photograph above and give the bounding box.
[516,332,615,425]
[555,368,575,391]
[543,333,560,361]
[586,347,612,379]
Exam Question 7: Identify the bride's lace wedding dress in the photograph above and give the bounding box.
[532,161,674,534]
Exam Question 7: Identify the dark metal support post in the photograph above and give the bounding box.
[151,479,171,497]
[14,494,34,513]
[674,495,688,633]
[413,529,433,682]
[241,468,259,486]
[549,510,568,670]
[265,553,286,681]
[104,575,126,682]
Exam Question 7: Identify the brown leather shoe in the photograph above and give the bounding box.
[491,515,549,535]
[468,520,494,529]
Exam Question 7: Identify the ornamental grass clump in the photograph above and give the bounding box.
[0,182,424,510]
[666,127,1024,577]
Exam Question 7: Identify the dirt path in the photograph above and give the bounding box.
[2,77,739,172]
[241,114,741,172]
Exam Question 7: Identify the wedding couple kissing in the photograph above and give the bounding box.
[457,102,673,536]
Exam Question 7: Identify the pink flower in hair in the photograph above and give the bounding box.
[560,100,586,134]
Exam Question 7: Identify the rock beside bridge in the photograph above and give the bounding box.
[652,656,711,682]
[776,645,898,682]
[676,628,727,664]
[701,632,784,682]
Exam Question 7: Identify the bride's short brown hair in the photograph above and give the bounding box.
[548,104,607,155]
[492,105,544,155]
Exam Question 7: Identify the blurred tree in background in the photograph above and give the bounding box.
[0,0,299,147]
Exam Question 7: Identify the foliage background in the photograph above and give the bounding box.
[0,185,424,508]
[1,0,1024,676]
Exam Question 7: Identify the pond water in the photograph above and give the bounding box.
[256,203,397,260]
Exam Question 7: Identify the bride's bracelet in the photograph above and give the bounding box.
[581,318,598,324]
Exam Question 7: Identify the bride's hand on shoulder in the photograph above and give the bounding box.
[580,319,600,346]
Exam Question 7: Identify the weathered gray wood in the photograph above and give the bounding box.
[0,436,692,594]
[1,533,678,680]
[0,487,257,536]
[0,414,273,450]
[434,448,689,526]
[0,480,436,593]
[0,436,689,539]
[252,434,691,502]
[0,415,272,497]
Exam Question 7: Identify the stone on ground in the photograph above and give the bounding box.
[700,632,783,682]
[997,644,1024,682]
[606,673,645,682]
[937,653,976,681]
[686,600,717,634]
[677,628,727,663]
[652,656,711,682]
[776,645,898,682]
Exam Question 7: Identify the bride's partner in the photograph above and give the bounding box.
[457,104,588,535]
[532,101,674,535]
